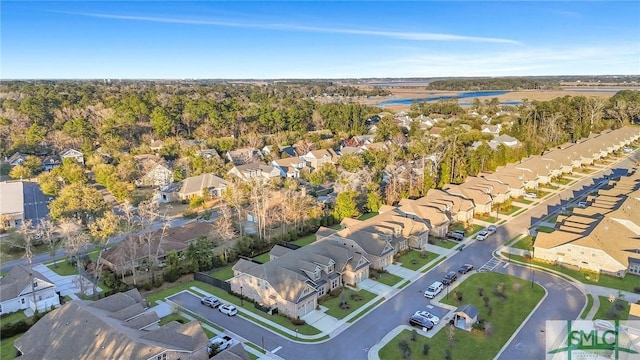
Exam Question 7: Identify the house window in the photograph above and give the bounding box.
[33,282,38,288]
[21,298,25,304]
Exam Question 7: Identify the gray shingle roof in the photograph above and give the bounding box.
[0,265,53,302]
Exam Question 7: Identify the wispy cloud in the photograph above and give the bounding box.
[551,9,581,18]
[64,11,521,44]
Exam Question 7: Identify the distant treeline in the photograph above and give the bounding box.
[427,78,561,91]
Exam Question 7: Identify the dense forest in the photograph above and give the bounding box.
[427,78,561,91]
[0,80,639,203]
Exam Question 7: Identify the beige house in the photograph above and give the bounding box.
[397,199,451,238]
[443,183,493,215]
[158,173,227,203]
[14,289,209,360]
[534,173,640,277]
[301,149,339,170]
[0,181,24,228]
[229,236,370,318]
[271,157,307,178]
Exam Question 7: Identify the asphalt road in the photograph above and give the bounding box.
[170,155,639,360]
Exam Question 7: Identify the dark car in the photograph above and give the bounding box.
[442,271,458,285]
[458,264,474,274]
[409,314,434,330]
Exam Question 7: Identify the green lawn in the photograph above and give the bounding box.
[357,212,379,221]
[0,335,20,360]
[498,205,522,216]
[373,272,403,286]
[513,198,533,205]
[321,288,377,319]
[580,294,594,319]
[537,190,551,198]
[347,297,386,323]
[252,253,270,264]
[46,260,79,276]
[432,239,459,249]
[474,214,498,223]
[158,313,189,326]
[540,184,560,190]
[593,296,630,320]
[511,235,534,250]
[0,311,26,326]
[378,272,545,360]
[555,177,573,185]
[396,250,440,271]
[536,226,555,233]
[509,254,640,293]
[397,280,411,289]
[292,234,316,247]
[543,214,559,224]
[209,265,234,281]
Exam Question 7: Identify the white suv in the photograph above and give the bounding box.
[424,281,444,299]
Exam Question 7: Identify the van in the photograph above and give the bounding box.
[424,281,444,299]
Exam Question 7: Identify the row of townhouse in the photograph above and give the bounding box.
[227,126,640,318]
[6,148,85,170]
[534,170,640,277]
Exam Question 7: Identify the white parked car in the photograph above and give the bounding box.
[218,304,238,316]
[414,310,440,325]
[475,230,490,241]
[577,201,587,208]
[524,192,538,199]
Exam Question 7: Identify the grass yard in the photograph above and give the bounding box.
[498,205,522,216]
[252,252,271,264]
[537,190,551,198]
[509,254,640,293]
[146,280,208,306]
[396,250,440,271]
[46,260,79,276]
[543,214,559,224]
[378,272,545,360]
[158,313,190,326]
[209,265,234,281]
[593,296,630,321]
[292,234,316,247]
[357,212,379,221]
[321,288,377,319]
[513,198,533,205]
[0,335,20,360]
[536,226,555,233]
[0,312,26,327]
[372,272,403,286]
[433,238,459,249]
[474,214,498,223]
[511,235,534,251]
[555,177,573,185]
[580,294,594,319]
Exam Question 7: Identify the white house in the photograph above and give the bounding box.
[60,149,84,165]
[0,265,60,314]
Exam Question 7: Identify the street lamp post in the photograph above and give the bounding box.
[240,286,243,306]
[295,328,299,339]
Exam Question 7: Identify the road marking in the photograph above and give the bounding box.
[272,346,282,353]
[426,304,434,309]
[503,263,509,268]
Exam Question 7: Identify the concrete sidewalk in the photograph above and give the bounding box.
[33,264,100,299]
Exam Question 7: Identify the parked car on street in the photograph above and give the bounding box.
[577,201,587,208]
[524,192,538,198]
[414,310,440,325]
[424,281,444,299]
[442,271,458,285]
[458,264,474,274]
[409,314,434,330]
[218,304,238,316]
[475,230,490,241]
[486,225,497,234]
[200,296,221,308]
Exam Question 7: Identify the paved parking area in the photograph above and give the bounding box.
[22,182,50,223]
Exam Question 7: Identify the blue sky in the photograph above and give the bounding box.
[2,1,639,79]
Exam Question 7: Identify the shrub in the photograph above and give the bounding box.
[410,329,417,341]
[291,317,306,326]
[422,343,430,355]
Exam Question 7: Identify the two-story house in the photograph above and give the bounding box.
[0,265,60,315]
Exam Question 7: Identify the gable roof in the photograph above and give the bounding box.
[178,173,227,195]
[455,304,479,318]
[14,289,208,360]
[0,265,54,301]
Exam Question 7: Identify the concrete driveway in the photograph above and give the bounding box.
[33,264,100,298]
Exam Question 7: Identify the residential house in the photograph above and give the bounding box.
[443,183,493,215]
[226,148,262,165]
[149,139,164,151]
[42,155,61,171]
[136,164,173,187]
[338,146,362,156]
[7,152,27,167]
[100,222,214,275]
[0,181,24,228]
[352,134,375,145]
[158,173,227,203]
[14,289,209,360]
[301,149,339,171]
[534,172,640,277]
[195,148,220,160]
[420,189,475,223]
[229,236,371,318]
[0,265,60,315]
[60,148,84,165]
[481,124,501,136]
[271,157,306,178]
[479,172,527,199]
[397,199,451,238]
[462,176,511,204]
[429,127,444,137]
[228,164,280,182]
[361,142,388,152]
[488,134,521,149]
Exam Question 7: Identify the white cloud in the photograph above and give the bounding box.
[63,11,521,44]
